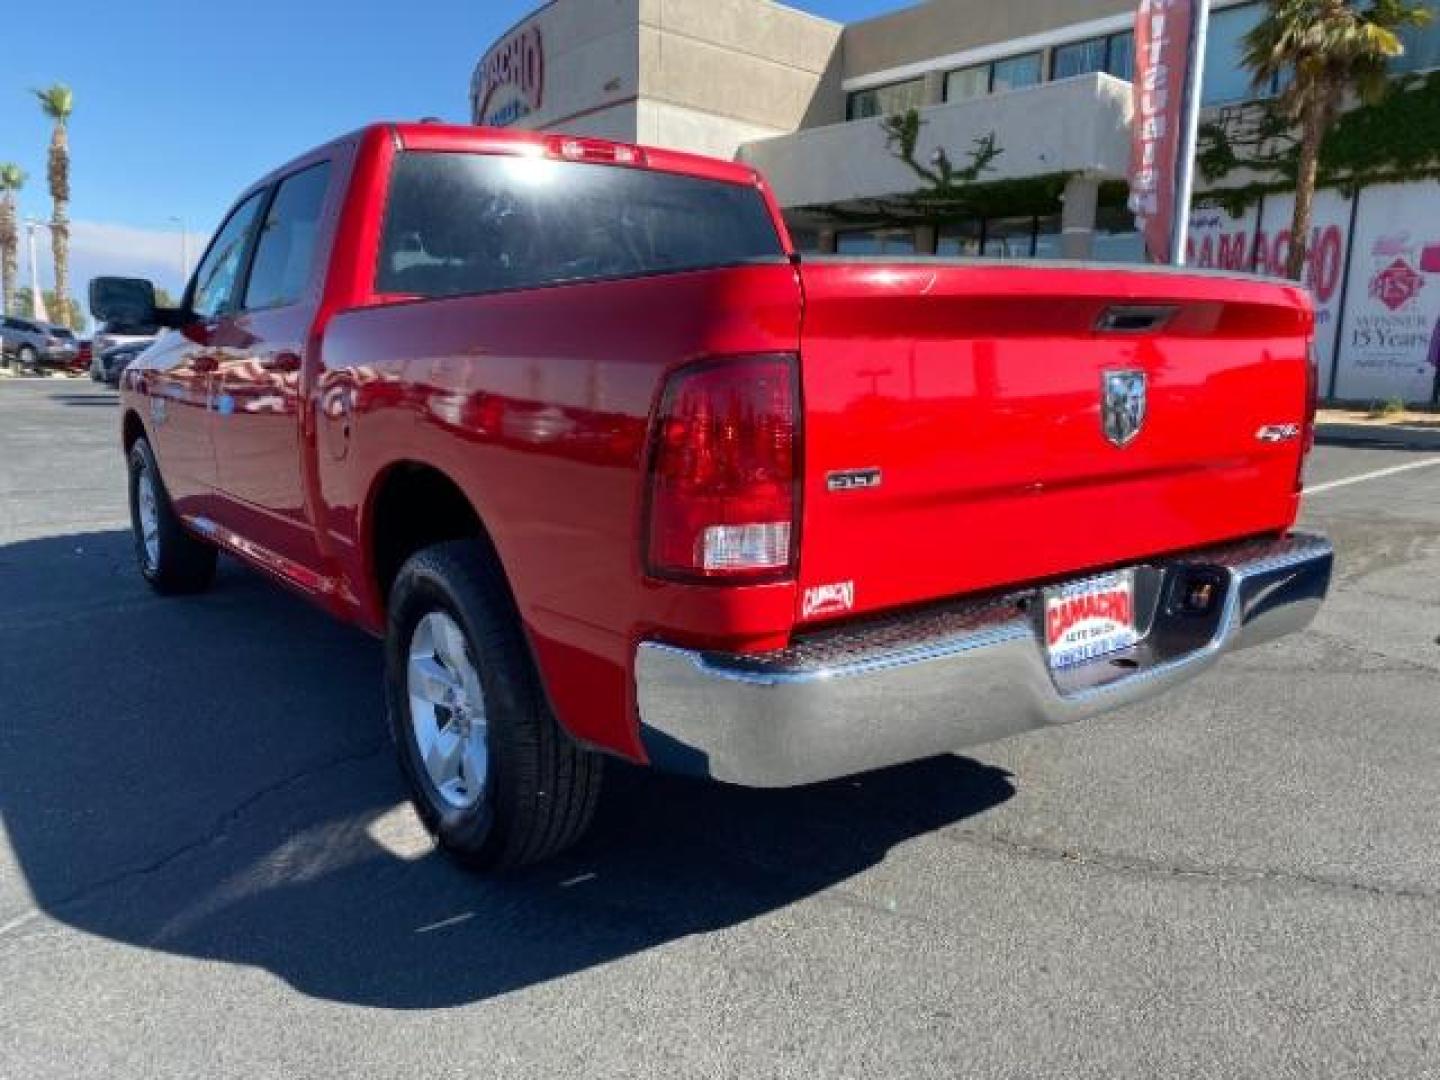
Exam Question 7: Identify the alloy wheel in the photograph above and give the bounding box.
[406,611,490,810]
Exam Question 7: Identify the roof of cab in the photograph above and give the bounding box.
[385,121,764,188]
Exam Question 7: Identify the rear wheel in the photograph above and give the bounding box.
[385,540,602,871]
[127,438,217,594]
[17,344,38,371]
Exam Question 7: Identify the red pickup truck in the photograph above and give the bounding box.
[93,122,1333,870]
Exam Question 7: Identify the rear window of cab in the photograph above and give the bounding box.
[376,151,785,299]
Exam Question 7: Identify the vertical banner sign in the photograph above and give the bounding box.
[1129,0,1196,264]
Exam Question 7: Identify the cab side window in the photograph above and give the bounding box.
[243,162,332,311]
[190,192,266,320]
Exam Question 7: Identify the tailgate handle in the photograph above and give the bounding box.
[1095,305,1177,333]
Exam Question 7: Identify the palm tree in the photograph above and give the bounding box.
[0,164,24,319]
[33,83,74,327]
[1244,0,1433,281]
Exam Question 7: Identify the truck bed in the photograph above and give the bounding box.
[792,257,1316,624]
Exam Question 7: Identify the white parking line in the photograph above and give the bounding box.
[1306,457,1440,495]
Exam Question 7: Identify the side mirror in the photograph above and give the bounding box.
[89,277,161,329]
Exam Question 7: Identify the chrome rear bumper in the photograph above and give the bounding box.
[635,532,1333,787]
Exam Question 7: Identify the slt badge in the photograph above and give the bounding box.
[1101,369,1147,447]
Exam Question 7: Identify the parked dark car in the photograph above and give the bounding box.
[92,340,150,386]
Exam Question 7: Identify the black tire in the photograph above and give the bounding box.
[127,438,218,594]
[385,540,603,871]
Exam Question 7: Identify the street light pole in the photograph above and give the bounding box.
[24,219,49,323]
[167,215,189,282]
[1170,0,1212,267]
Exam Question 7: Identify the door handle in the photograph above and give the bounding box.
[261,352,302,374]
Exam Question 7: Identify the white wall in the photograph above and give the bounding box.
[475,0,841,157]
[636,100,785,161]
[739,73,1134,209]
[638,0,843,142]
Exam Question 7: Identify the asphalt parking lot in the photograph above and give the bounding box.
[2,378,1438,1079]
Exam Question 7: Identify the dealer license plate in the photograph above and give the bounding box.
[1043,570,1138,669]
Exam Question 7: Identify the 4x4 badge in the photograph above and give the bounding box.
[1101,370,1147,447]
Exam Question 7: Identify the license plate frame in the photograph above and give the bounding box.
[1043,569,1139,670]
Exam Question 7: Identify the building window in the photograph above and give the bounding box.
[846,78,927,120]
[991,52,1043,94]
[944,65,991,102]
[944,51,1043,102]
[836,228,916,255]
[1054,30,1136,81]
[1107,31,1135,81]
[1052,37,1107,80]
[1202,2,1279,105]
[1394,17,1440,74]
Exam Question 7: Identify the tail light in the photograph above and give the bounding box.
[1298,340,1319,493]
[645,354,800,583]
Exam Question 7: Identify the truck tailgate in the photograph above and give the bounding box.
[795,259,1315,624]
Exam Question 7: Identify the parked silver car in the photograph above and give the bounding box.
[1,316,79,369]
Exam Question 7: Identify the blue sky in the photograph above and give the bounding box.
[1,0,901,318]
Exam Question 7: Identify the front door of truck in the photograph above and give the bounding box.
[210,160,335,583]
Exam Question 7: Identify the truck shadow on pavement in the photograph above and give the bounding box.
[0,529,1014,1009]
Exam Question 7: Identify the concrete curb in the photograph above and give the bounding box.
[1317,422,1440,452]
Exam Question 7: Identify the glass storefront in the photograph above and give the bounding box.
[983,217,1036,258]
[836,228,918,255]
[936,220,983,256]
[1032,215,1064,261]
[1091,207,1144,263]
[816,211,1145,264]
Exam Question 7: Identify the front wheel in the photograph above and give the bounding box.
[127,438,217,594]
[17,345,38,371]
[385,541,603,871]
